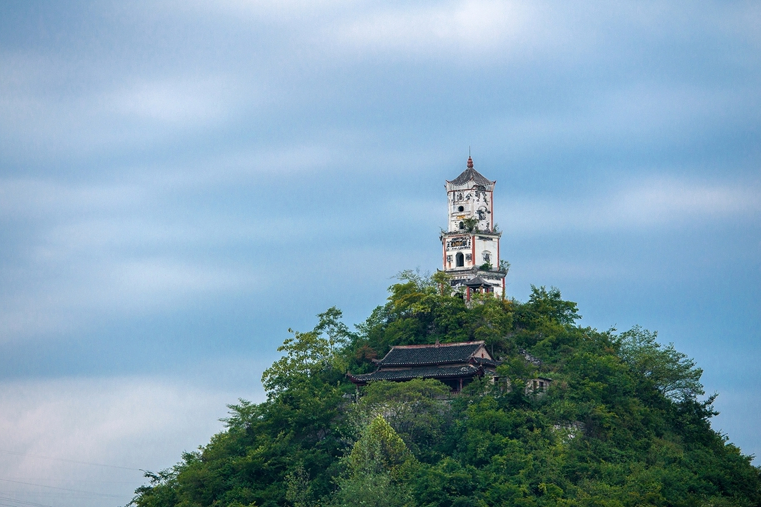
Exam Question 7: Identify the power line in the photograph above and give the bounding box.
[0,502,50,507]
[0,478,123,499]
[0,493,54,507]
[0,450,142,471]
[2,477,135,485]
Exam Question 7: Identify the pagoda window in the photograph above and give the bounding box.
[456,252,464,267]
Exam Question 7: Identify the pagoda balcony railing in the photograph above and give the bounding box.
[440,228,502,237]
[445,266,508,275]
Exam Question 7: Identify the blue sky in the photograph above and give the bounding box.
[0,1,759,505]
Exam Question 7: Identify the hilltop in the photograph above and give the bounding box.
[129,271,761,507]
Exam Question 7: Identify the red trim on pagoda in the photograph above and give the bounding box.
[490,190,494,229]
[471,235,476,267]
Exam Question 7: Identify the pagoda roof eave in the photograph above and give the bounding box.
[440,230,502,237]
[347,364,486,385]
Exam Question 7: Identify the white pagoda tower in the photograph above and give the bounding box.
[440,156,506,299]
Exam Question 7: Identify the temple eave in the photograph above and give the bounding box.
[347,365,486,385]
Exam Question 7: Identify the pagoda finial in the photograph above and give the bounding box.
[467,155,473,169]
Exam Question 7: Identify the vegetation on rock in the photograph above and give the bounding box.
[129,271,761,507]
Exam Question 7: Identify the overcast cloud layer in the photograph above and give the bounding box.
[1,1,760,506]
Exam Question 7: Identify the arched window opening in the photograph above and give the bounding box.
[459,221,464,230]
[456,252,464,267]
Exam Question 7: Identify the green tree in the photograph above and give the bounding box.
[517,285,581,328]
[285,464,312,507]
[617,325,704,401]
[348,415,415,475]
[351,379,452,462]
[469,293,513,355]
[330,416,417,507]
[261,306,351,395]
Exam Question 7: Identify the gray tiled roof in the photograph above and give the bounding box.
[448,167,493,186]
[472,357,499,368]
[349,364,483,382]
[378,341,485,366]
[464,276,490,287]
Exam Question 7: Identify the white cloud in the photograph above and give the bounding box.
[594,83,756,141]
[507,176,761,235]
[517,257,630,282]
[331,0,577,62]
[338,1,521,52]
[0,49,252,160]
[0,375,256,507]
[193,0,352,20]
[0,178,144,219]
[704,2,761,56]
[99,76,245,125]
[614,177,760,223]
[0,255,260,342]
[0,179,265,342]
[487,81,756,157]
[168,142,340,186]
[110,257,253,297]
[179,0,584,63]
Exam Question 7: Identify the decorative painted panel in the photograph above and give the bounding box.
[446,237,471,250]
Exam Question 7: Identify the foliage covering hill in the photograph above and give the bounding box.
[129,272,761,507]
